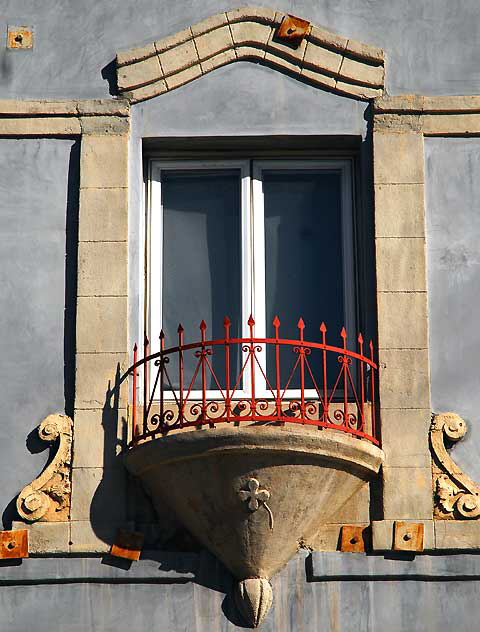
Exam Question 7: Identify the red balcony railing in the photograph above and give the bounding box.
[127,316,380,447]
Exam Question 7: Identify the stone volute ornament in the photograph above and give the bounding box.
[17,414,73,522]
[430,412,480,519]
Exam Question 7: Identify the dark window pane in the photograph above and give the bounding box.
[263,169,345,389]
[161,170,241,391]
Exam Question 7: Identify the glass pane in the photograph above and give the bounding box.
[161,169,241,391]
[263,169,346,390]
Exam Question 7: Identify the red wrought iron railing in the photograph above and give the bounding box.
[126,316,379,447]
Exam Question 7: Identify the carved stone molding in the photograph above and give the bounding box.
[17,414,73,522]
[116,6,385,103]
[430,412,480,519]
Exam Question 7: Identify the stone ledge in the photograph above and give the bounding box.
[435,521,480,549]
[0,99,129,117]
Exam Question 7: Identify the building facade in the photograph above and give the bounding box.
[2,1,480,630]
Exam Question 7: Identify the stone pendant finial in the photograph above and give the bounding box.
[235,577,273,628]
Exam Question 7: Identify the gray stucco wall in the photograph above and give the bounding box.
[426,138,480,481]
[2,0,480,99]
[0,138,77,527]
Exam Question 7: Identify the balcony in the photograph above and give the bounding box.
[127,315,380,446]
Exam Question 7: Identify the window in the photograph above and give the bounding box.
[147,158,355,395]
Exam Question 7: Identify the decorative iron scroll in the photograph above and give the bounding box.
[430,412,480,519]
[126,315,379,446]
[17,414,73,522]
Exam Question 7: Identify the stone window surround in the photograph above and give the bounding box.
[6,92,480,553]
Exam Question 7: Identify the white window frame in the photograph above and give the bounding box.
[146,158,355,400]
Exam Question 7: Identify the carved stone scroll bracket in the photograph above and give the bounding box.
[430,412,480,519]
[16,414,73,522]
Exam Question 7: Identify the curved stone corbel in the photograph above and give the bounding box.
[116,6,385,103]
[16,414,73,522]
[430,412,480,519]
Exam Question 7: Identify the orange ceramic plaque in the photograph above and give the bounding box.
[0,529,28,559]
[276,15,310,46]
[340,525,366,553]
[393,521,424,552]
[110,528,144,561]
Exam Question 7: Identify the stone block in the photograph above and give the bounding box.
[422,113,480,135]
[72,408,127,468]
[165,65,202,91]
[159,39,198,76]
[377,292,428,349]
[117,56,162,91]
[374,184,426,237]
[70,521,126,553]
[235,46,265,62]
[12,521,70,554]
[372,519,434,550]
[306,524,341,551]
[301,67,336,90]
[226,7,276,25]
[116,43,157,66]
[374,113,423,132]
[326,481,370,523]
[80,116,130,136]
[303,41,342,75]
[345,38,384,63]
[77,241,127,297]
[308,25,347,52]
[380,408,431,468]
[374,132,424,185]
[75,352,128,409]
[126,78,168,103]
[383,467,433,520]
[201,49,236,74]
[230,20,272,47]
[336,81,383,100]
[340,57,384,87]
[71,466,127,522]
[76,296,127,353]
[265,51,303,74]
[191,13,228,37]
[435,520,480,549]
[154,27,191,54]
[378,348,430,409]
[376,238,426,292]
[80,135,128,188]
[0,117,82,136]
[194,25,233,61]
[78,187,128,242]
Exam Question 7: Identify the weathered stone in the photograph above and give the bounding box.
[125,78,168,103]
[158,39,198,76]
[12,521,70,554]
[71,466,127,522]
[326,481,371,523]
[435,520,480,549]
[264,51,303,75]
[378,348,430,409]
[79,115,130,136]
[301,67,336,90]
[383,467,433,520]
[72,409,126,469]
[374,95,425,113]
[235,578,273,628]
[345,38,384,63]
[77,241,127,297]
[336,81,383,100]
[374,184,426,237]
[69,521,119,553]
[303,41,342,75]
[308,25,347,53]
[339,57,384,87]
[266,30,308,65]
[78,188,128,242]
[235,45,265,61]
[305,524,342,551]
[376,238,427,292]
[116,43,157,67]
[226,7,276,25]
[377,292,428,349]
[190,13,228,37]
[422,113,480,135]
[194,25,233,61]
[154,27,191,54]
[117,55,162,91]
[76,296,127,353]
[165,65,202,91]
[80,135,128,189]
[75,352,128,409]
[229,20,272,47]
[201,49,236,74]
[374,132,424,185]
[374,113,423,132]
[0,98,128,116]
[0,117,81,136]
[380,409,431,468]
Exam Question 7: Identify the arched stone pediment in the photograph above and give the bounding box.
[116,6,385,103]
